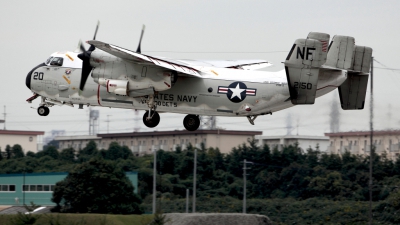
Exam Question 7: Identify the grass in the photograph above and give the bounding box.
[0,213,154,225]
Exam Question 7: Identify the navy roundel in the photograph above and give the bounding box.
[217,82,257,103]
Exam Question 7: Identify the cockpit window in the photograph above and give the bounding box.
[45,56,53,65]
[50,57,64,66]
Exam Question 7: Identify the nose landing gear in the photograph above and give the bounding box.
[37,106,50,116]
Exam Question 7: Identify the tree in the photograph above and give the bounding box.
[52,158,142,214]
[0,147,3,161]
[5,145,11,159]
[12,144,24,158]
[77,141,98,162]
[105,142,133,160]
[60,148,75,162]
[36,146,59,159]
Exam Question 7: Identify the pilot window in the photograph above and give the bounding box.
[45,56,53,65]
[50,57,64,66]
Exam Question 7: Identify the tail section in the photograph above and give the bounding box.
[284,33,327,104]
[284,32,372,109]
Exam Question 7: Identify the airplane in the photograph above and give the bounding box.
[25,23,373,131]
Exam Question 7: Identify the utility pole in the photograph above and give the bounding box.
[106,115,111,133]
[3,106,6,130]
[186,189,189,213]
[369,56,374,225]
[243,159,253,214]
[153,149,157,214]
[192,148,197,213]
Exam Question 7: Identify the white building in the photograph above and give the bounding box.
[325,130,400,160]
[0,130,44,154]
[55,130,262,155]
[256,135,330,152]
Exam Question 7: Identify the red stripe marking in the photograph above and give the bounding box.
[97,85,101,106]
[106,80,110,93]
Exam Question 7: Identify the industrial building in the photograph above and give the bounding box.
[325,130,400,160]
[0,130,44,154]
[55,130,262,154]
[256,135,330,152]
[0,172,138,206]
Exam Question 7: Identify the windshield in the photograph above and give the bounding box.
[50,57,64,66]
[45,56,53,65]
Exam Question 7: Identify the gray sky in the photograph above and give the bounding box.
[1,0,399,139]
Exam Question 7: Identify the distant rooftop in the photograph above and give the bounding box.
[0,130,44,136]
[97,129,262,138]
[257,135,329,140]
[325,130,400,137]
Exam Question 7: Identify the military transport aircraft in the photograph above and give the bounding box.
[25,23,372,131]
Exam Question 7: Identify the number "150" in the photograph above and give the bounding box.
[294,82,312,89]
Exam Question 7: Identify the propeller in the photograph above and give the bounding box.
[136,25,145,53]
[78,21,100,91]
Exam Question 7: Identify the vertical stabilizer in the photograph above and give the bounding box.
[284,38,325,104]
[326,35,355,69]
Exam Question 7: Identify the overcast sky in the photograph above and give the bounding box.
[1,0,399,141]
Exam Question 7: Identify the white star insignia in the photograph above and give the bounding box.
[229,83,245,100]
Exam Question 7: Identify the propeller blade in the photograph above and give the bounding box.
[136,25,145,53]
[93,20,100,40]
[79,40,86,53]
[78,51,93,91]
[78,21,100,91]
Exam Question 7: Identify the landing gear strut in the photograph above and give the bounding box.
[143,111,160,128]
[183,114,200,131]
[143,94,160,128]
[37,106,50,116]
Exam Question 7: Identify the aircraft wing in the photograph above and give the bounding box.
[88,40,202,77]
[175,59,272,70]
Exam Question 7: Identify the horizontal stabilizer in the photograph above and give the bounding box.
[338,72,369,110]
[284,38,324,104]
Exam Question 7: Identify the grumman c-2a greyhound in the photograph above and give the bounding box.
[25,23,373,131]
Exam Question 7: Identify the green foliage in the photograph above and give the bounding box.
[59,148,75,162]
[52,158,143,214]
[11,145,24,158]
[5,145,11,159]
[77,141,98,162]
[36,146,59,159]
[10,212,39,225]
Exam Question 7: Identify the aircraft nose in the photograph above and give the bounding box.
[26,70,32,89]
[26,63,46,90]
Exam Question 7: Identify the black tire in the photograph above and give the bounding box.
[183,114,200,131]
[37,106,49,116]
[143,111,160,128]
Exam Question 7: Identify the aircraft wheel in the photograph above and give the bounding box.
[183,114,200,131]
[37,106,50,116]
[143,111,160,128]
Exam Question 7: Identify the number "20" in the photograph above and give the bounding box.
[294,82,312,89]
[33,72,44,80]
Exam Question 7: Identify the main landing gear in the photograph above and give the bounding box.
[141,95,201,131]
[183,114,200,131]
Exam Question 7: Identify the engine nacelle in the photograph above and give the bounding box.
[99,78,128,96]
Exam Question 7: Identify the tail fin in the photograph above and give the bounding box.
[284,33,328,104]
[338,45,373,110]
[325,35,355,69]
